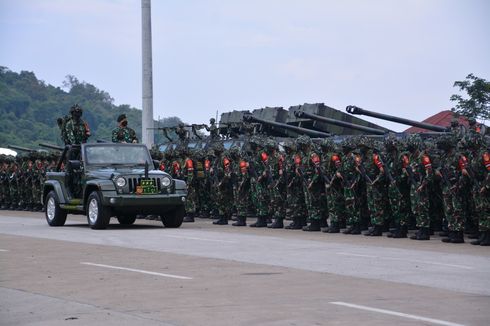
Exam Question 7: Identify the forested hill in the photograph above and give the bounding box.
[0,67,180,148]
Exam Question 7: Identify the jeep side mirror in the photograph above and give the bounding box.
[68,160,81,171]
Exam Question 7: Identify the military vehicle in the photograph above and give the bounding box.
[41,143,187,229]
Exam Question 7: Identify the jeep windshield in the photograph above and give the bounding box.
[84,145,152,166]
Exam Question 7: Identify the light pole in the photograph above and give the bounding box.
[141,0,154,147]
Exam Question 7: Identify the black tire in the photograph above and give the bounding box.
[86,191,111,229]
[162,206,185,228]
[45,190,67,226]
[117,215,137,225]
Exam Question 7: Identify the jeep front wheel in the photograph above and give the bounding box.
[45,191,67,226]
[162,206,185,228]
[87,191,111,229]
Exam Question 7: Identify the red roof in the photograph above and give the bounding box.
[404,110,470,133]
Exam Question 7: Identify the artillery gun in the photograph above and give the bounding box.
[242,114,331,138]
[346,105,450,133]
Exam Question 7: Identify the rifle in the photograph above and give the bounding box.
[357,163,373,185]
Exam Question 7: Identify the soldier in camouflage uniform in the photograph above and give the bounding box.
[469,137,490,246]
[31,152,46,211]
[294,136,323,232]
[233,147,252,226]
[320,139,345,233]
[405,135,434,240]
[267,139,287,229]
[182,148,198,222]
[0,155,8,209]
[211,143,234,225]
[8,158,19,210]
[283,141,307,229]
[112,114,139,143]
[249,136,271,228]
[384,135,410,238]
[340,139,362,234]
[435,136,468,243]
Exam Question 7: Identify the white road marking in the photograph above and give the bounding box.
[164,234,237,243]
[336,252,473,270]
[330,302,466,326]
[0,249,8,252]
[80,262,192,280]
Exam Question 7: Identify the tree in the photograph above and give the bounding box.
[450,74,490,121]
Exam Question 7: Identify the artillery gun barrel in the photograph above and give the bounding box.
[243,114,330,138]
[346,105,448,132]
[294,110,388,135]
[8,145,35,152]
[38,143,65,151]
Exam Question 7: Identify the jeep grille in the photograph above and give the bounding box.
[128,177,161,193]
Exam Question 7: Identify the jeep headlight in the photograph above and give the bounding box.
[115,177,126,187]
[161,176,171,187]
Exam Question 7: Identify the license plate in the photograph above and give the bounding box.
[136,179,157,195]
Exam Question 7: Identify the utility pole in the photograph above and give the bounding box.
[141,0,154,147]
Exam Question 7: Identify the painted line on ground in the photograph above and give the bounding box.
[329,302,465,326]
[336,252,473,270]
[0,249,8,252]
[164,234,237,243]
[80,262,192,280]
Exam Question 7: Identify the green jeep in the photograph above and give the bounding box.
[42,143,187,229]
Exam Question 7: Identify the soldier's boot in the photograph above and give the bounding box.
[320,218,328,229]
[249,216,267,228]
[364,225,383,236]
[266,216,272,224]
[350,223,362,235]
[388,225,408,238]
[468,232,480,239]
[268,218,284,229]
[410,227,430,240]
[183,213,195,223]
[441,231,455,243]
[450,231,465,244]
[342,225,354,234]
[323,222,340,233]
[470,232,485,245]
[232,216,247,227]
[479,231,490,246]
[213,215,228,225]
[302,219,321,232]
[438,230,449,237]
[285,218,302,230]
[299,216,308,227]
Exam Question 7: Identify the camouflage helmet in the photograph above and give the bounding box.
[210,118,215,124]
[265,138,277,150]
[213,142,225,153]
[406,134,422,151]
[340,138,355,151]
[296,135,312,147]
[320,138,335,152]
[384,133,399,151]
[282,140,296,152]
[467,117,477,126]
[436,135,456,151]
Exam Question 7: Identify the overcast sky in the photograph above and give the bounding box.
[1,0,489,131]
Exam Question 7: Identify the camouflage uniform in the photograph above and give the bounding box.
[284,142,307,230]
[267,140,287,229]
[111,126,138,143]
[469,141,490,246]
[320,139,345,233]
[182,149,197,222]
[249,138,270,227]
[232,152,252,226]
[340,140,362,234]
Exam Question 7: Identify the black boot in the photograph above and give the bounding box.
[441,231,455,243]
[410,227,430,240]
[285,217,302,230]
[250,216,267,227]
[268,218,284,229]
[183,213,195,223]
[213,215,228,225]
[323,222,340,233]
[350,223,361,235]
[302,219,321,232]
[364,225,383,236]
[232,216,246,226]
[343,226,354,234]
[388,224,407,238]
[450,231,465,243]
[480,231,490,246]
[470,231,486,245]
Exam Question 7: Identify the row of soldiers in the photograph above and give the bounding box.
[0,152,58,212]
[154,127,490,246]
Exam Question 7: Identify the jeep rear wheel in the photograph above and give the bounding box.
[162,206,185,228]
[117,215,137,225]
[87,191,111,229]
[45,191,67,226]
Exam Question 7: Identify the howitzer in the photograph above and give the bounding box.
[346,105,449,132]
[38,143,65,151]
[243,114,331,138]
[8,145,36,153]
[294,110,389,135]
